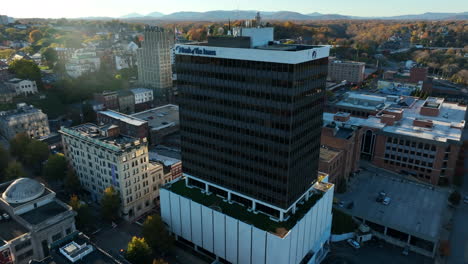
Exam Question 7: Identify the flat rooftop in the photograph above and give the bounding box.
[166,177,331,238]
[19,200,68,226]
[0,218,28,242]
[320,147,341,163]
[337,172,447,241]
[325,95,466,143]
[99,110,147,126]
[132,104,179,131]
[60,123,144,152]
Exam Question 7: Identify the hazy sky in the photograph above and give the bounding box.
[2,0,467,18]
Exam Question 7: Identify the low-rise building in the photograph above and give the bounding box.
[320,117,362,191]
[97,110,149,140]
[65,48,101,78]
[0,178,77,264]
[0,103,50,140]
[131,105,179,145]
[0,83,15,103]
[131,88,153,103]
[60,123,156,221]
[324,94,466,185]
[54,48,75,63]
[4,78,38,96]
[377,80,421,96]
[328,59,365,84]
[117,90,135,114]
[29,232,121,264]
[94,91,119,111]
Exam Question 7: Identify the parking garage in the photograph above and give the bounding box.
[336,172,449,258]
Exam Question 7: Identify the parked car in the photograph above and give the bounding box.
[402,246,409,256]
[2,213,9,220]
[463,196,468,204]
[376,191,386,202]
[347,239,361,249]
[338,201,345,208]
[382,197,391,205]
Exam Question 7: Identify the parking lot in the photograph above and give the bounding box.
[323,240,432,264]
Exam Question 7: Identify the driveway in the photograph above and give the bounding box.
[324,240,432,264]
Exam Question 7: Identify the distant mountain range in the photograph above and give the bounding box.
[107,10,468,21]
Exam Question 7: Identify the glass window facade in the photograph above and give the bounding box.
[176,53,328,209]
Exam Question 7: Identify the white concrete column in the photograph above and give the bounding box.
[185,177,189,186]
[279,211,284,221]
[384,226,388,235]
[407,235,411,244]
[292,205,297,214]
[252,201,256,211]
[205,183,209,193]
[305,191,310,201]
[227,192,231,201]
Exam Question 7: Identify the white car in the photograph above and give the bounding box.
[347,239,360,249]
[463,196,468,204]
[382,197,391,205]
[2,213,9,220]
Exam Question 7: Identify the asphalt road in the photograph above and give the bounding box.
[447,150,468,264]
[324,240,432,264]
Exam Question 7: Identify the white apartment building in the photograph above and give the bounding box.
[137,26,174,90]
[131,88,153,104]
[4,78,38,96]
[60,124,158,221]
[0,103,50,140]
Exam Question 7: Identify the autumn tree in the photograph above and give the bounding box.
[69,195,92,229]
[126,237,152,264]
[29,30,43,43]
[142,214,174,255]
[101,186,121,221]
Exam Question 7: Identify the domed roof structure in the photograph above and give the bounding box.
[2,178,45,204]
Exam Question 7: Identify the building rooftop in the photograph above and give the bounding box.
[320,147,342,163]
[60,123,146,152]
[149,151,180,166]
[99,110,147,126]
[130,88,152,94]
[326,94,466,143]
[336,172,448,241]
[0,103,45,121]
[2,178,45,204]
[30,232,120,264]
[165,176,331,238]
[131,104,179,131]
[19,200,68,226]
[0,217,28,242]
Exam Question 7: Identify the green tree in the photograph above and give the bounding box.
[101,186,121,221]
[42,47,58,68]
[8,59,42,85]
[3,161,27,181]
[24,140,49,172]
[9,133,31,160]
[142,214,174,255]
[42,154,67,181]
[0,49,15,59]
[29,30,43,43]
[0,145,9,178]
[126,237,152,264]
[69,195,92,229]
[64,169,81,194]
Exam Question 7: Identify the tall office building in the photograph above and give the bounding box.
[137,26,174,97]
[178,29,328,210]
[161,25,334,264]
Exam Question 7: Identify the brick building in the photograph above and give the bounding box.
[96,110,149,140]
[319,114,362,190]
[328,58,365,84]
[409,67,428,83]
[324,94,466,185]
[93,91,119,111]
